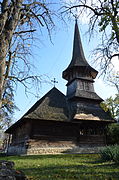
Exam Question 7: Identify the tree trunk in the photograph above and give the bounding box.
[0,0,23,109]
[0,38,8,108]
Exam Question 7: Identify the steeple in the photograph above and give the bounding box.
[68,19,89,67]
[62,20,102,103]
[62,20,98,82]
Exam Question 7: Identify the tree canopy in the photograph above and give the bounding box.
[101,94,119,120]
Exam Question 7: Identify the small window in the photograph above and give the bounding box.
[80,81,84,90]
[79,81,90,91]
[85,82,90,91]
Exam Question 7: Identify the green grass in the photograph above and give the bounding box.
[0,154,119,180]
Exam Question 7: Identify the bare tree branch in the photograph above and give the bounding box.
[0,0,57,128]
[62,0,119,76]
[14,29,36,35]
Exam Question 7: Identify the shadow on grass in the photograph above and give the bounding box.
[19,164,119,180]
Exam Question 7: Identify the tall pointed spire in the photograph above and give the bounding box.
[62,20,98,81]
[69,19,88,67]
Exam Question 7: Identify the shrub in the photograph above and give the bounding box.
[100,145,119,163]
[113,145,119,163]
[100,146,114,161]
[106,123,119,145]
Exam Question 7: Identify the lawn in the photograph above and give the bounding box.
[0,154,119,180]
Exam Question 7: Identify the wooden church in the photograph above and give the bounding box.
[5,21,115,155]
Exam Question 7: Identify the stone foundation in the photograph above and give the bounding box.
[65,146,104,154]
[7,138,76,155]
[27,146,103,155]
[7,145,103,155]
[27,147,72,155]
[7,137,105,155]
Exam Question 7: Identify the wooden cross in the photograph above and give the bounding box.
[51,78,58,87]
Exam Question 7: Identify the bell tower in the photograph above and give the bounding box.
[62,20,103,120]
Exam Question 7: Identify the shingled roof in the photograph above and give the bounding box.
[5,87,69,133]
[23,87,69,121]
[74,89,103,101]
[74,102,115,122]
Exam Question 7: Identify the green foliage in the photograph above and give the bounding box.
[106,123,119,144]
[97,0,119,42]
[0,154,119,180]
[100,145,119,163]
[100,94,119,120]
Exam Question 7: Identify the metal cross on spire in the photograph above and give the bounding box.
[51,78,58,87]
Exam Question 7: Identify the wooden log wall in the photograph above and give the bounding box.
[11,121,31,145]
